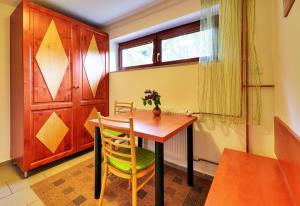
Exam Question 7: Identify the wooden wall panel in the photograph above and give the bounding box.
[275,117,300,205]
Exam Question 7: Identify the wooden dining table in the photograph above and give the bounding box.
[89,110,197,206]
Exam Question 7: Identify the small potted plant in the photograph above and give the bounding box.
[142,89,161,117]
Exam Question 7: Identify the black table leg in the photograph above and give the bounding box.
[138,137,143,147]
[155,142,164,206]
[187,124,194,186]
[94,127,101,199]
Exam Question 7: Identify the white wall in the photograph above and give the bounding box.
[110,64,247,175]
[273,0,300,137]
[106,0,276,176]
[0,3,15,163]
[248,0,276,158]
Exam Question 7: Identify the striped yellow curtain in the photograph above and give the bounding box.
[247,0,262,124]
[197,0,261,124]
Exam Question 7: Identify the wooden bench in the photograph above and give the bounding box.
[205,117,300,206]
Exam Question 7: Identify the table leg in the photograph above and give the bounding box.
[138,137,143,147]
[187,124,194,186]
[94,127,101,199]
[155,142,164,206]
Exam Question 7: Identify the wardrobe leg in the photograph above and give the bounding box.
[24,172,28,179]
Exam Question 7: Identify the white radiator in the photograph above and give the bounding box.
[144,128,187,166]
[142,110,189,166]
[164,129,187,162]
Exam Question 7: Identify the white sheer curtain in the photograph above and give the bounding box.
[197,0,261,124]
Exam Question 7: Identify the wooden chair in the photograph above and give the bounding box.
[100,101,134,137]
[114,101,134,114]
[98,115,155,206]
[98,101,133,138]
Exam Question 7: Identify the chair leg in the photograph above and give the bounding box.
[128,179,131,190]
[98,165,108,206]
[132,175,137,206]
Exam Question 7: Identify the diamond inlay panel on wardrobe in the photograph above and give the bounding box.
[83,35,105,98]
[80,29,108,101]
[32,108,74,163]
[36,112,69,153]
[35,20,69,100]
[32,10,72,104]
[84,107,98,139]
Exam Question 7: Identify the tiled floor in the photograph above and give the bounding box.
[0,150,95,206]
[31,158,212,206]
[0,151,212,206]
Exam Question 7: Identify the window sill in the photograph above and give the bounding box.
[109,61,199,73]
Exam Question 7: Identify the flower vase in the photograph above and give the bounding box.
[153,106,161,117]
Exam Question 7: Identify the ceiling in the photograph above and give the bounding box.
[0,0,20,6]
[0,0,162,26]
[29,0,162,27]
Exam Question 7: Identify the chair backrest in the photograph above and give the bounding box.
[98,114,137,174]
[114,101,134,114]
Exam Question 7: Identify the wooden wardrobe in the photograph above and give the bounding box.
[10,1,109,176]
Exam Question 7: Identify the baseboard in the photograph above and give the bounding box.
[0,159,13,168]
[164,160,214,181]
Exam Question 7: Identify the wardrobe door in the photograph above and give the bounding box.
[29,8,76,168]
[76,27,109,151]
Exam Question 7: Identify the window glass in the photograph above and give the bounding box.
[161,29,217,63]
[198,28,218,62]
[161,32,200,62]
[122,43,154,67]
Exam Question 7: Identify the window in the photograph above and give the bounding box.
[122,43,154,67]
[118,17,219,70]
[119,35,155,69]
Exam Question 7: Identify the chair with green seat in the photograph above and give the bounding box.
[114,101,134,115]
[99,101,134,139]
[98,115,155,206]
